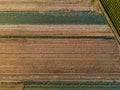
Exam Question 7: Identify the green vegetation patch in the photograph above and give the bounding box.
[0,11,106,24]
[24,82,120,90]
[99,0,120,43]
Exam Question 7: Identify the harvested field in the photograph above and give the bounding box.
[0,37,119,82]
[0,25,113,37]
[0,0,98,11]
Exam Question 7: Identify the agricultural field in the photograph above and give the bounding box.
[0,38,119,82]
[0,0,99,11]
[0,0,119,89]
[0,25,112,37]
[0,11,106,24]
[99,0,120,43]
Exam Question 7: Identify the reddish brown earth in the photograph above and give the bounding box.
[0,37,119,82]
[0,24,119,82]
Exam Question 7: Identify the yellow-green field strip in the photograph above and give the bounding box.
[99,0,120,44]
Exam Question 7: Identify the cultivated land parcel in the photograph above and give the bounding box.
[0,0,98,11]
[0,0,119,90]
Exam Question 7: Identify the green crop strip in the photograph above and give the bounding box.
[0,11,106,24]
[24,82,120,90]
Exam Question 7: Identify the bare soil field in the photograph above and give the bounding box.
[0,0,98,11]
[0,25,113,37]
[0,38,119,82]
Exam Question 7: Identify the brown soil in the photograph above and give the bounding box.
[0,25,113,37]
[0,38,119,82]
[0,0,98,11]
